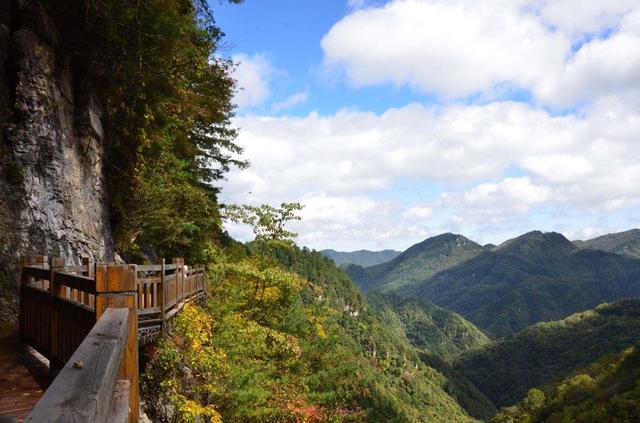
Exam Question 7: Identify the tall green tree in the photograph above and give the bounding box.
[68,0,246,260]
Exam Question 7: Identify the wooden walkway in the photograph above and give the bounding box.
[0,256,207,422]
[0,324,51,422]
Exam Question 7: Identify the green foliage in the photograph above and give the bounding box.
[143,243,478,422]
[55,0,247,260]
[225,203,303,244]
[367,294,490,361]
[143,248,337,422]
[574,228,640,259]
[364,293,496,420]
[455,299,640,409]
[491,342,640,423]
[264,244,478,422]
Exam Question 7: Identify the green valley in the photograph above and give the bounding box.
[454,299,640,408]
[491,341,640,423]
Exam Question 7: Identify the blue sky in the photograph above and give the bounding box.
[213,0,640,251]
[214,0,434,116]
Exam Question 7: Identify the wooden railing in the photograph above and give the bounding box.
[135,258,206,344]
[26,308,135,423]
[18,255,207,422]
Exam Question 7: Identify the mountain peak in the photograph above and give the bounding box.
[496,231,576,256]
[407,232,480,252]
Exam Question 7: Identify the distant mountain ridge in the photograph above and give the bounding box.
[575,228,640,259]
[347,230,640,337]
[346,233,485,293]
[320,248,400,267]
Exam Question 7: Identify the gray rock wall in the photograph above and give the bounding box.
[0,1,114,264]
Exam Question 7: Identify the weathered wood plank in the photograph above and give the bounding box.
[26,308,129,423]
[54,272,96,295]
[137,307,161,316]
[136,276,161,285]
[108,380,131,423]
[22,266,51,282]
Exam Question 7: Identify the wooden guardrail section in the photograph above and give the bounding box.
[18,256,207,422]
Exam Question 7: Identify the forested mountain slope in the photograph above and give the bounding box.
[266,245,479,422]
[366,293,497,420]
[320,249,400,267]
[406,231,640,337]
[368,294,490,360]
[454,298,640,409]
[346,233,485,293]
[574,228,640,259]
[144,242,479,422]
[491,341,640,423]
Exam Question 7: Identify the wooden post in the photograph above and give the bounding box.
[18,256,47,344]
[158,258,166,333]
[81,257,95,307]
[95,264,139,423]
[172,258,184,305]
[49,257,65,374]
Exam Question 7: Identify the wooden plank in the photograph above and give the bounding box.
[145,283,151,309]
[20,255,48,266]
[54,272,96,294]
[56,297,95,319]
[136,276,161,285]
[165,307,180,321]
[121,297,138,423]
[165,298,178,310]
[137,307,161,316]
[22,266,51,281]
[50,257,65,269]
[60,265,86,273]
[82,258,95,278]
[108,380,131,423]
[94,264,139,422]
[26,308,129,423]
[158,259,165,332]
[135,264,162,272]
[96,264,136,295]
[108,267,124,292]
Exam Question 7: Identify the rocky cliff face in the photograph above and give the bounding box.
[0,1,114,264]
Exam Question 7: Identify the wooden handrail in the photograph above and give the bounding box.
[26,308,132,423]
[18,256,207,422]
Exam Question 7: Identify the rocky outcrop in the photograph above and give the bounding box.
[0,1,114,263]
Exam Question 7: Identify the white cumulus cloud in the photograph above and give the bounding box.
[321,0,640,105]
[221,96,640,249]
[272,91,309,113]
[232,53,274,108]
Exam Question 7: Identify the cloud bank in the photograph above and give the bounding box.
[222,0,640,250]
